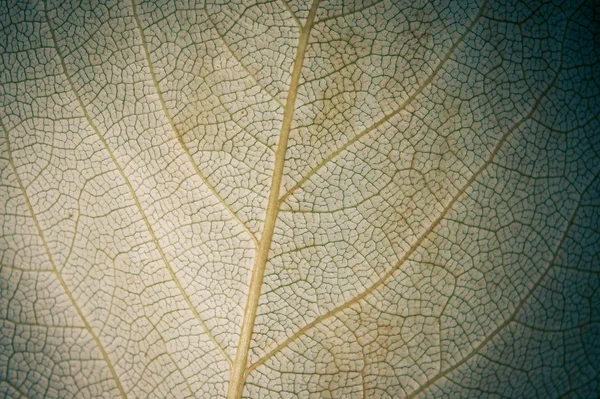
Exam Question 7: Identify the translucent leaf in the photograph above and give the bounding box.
[1,0,599,397]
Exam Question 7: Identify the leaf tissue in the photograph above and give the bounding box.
[1,0,599,397]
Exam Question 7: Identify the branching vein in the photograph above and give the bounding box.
[1,115,127,398]
[248,55,562,374]
[280,0,490,204]
[405,172,600,399]
[45,0,232,369]
[130,0,260,248]
[226,0,322,397]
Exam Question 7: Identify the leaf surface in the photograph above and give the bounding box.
[1,0,599,398]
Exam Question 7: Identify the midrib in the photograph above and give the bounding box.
[226,1,322,397]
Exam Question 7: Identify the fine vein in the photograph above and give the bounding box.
[248,57,562,374]
[130,0,260,248]
[203,8,285,109]
[405,172,599,399]
[45,2,232,367]
[1,117,127,399]
[280,0,489,204]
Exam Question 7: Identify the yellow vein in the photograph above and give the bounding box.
[0,263,53,272]
[130,0,260,248]
[248,60,561,375]
[203,8,285,109]
[207,85,275,153]
[279,0,490,204]
[1,318,86,330]
[44,4,232,367]
[226,0,321,397]
[438,317,443,372]
[1,118,127,399]
[405,172,599,399]
[163,351,194,397]
[361,349,368,399]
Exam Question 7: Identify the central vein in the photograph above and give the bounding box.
[226,1,321,398]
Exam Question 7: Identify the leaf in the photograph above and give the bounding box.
[1,0,599,397]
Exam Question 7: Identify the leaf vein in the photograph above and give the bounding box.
[130,0,260,248]
[1,114,127,399]
[203,7,285,109]
[45,1,233,370]
[404,172,600,399]
[248,51,562,374]
[280,0,490,204]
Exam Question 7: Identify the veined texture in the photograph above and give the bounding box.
[1,0,599,398]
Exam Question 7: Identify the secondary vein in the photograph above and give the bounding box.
[2,114,127,399]
[130,0,260,248]
[45,0,232,368]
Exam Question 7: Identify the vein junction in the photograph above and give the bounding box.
[226,1,322,397]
